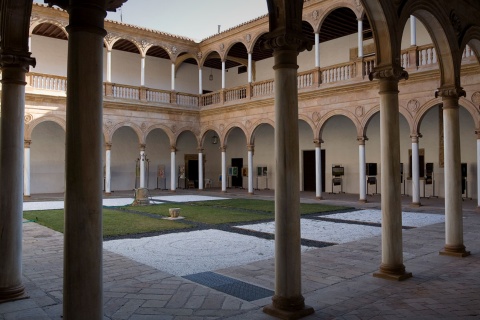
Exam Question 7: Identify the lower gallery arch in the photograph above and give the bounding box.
[202,130,221,188]
[417,104,477,199]
[299,119,316,192]
[175,130,198,189]
[111,126,142,191]
[31,121,66,194]
[225,127,248,189]
[145,129,171,190]
[250,124,274,190]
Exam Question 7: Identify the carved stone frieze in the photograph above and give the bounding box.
[246,34,252,43]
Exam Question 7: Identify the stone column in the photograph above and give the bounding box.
[221,146,227,192]
[476,130,480,208]
[410,16,416,47]
[262,6,314,315]
[437,87,470,257]
[106,49,112,82]
[314,139,322,199]
[358,18,364,58]
[198,68,203,94]
[170,146,176,191]
[248,53,253,83]
[0,54,35,303]
[198,148,204,190]
[314,33,320,68]
[221,60,226,89]
[248,144,254,194]
[171,62,175,91]
[139,144,146,188]
[370,65,412,281]
[24,140,32,198]
[140,55,145,86]
[105,143,112,194]
[61,2,108,318]
[411,134,421,206]
[358,137,367,203]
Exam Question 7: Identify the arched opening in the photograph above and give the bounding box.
[145,45,171,90]
[224,127,248,188]
[299,119,317,192]
[111,126,141,191]
[31,23,68,76]
[225,42,249,87]
[145,129,171,189]
[251,124,274,189]
[175,130,198,188]
[202,130,222,188]
[111,39,141,86]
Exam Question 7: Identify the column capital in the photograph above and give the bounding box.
[220,145,227,152]
[261,31,312,52]
[45,0,127,12]
[357,136,368,145]
[247,144,255,152]
[197,147,204,153]
[139,144,146,151]
[170,146,177,153]
[369,64,408,83]
[475,130,480,139]
[313,139,323,147]
[105,142,112,150]
[435,86,466,100]
[24,140,32,148]
[0,55,36,73]
[410,134,422,143]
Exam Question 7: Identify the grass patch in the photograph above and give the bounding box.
[23,209,190,237]
[128,199,348,224]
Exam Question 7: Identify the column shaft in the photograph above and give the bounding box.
[198,151,204,190]
[359,142,366,202]
[63,5,106,318]
[139,148,145,188]
[221,149,227,192]
[170,149,176,191]
[477,137,480,208]
[410,16,417,47]
[140,56,145,86]
[314,33,320,68]
[171,63,175,91]
[24,142,31,197]
[411,139,420,205]
[106,49,112,82]
[358,19,363,58]
[315,144,322,199]
[221,61,226,89]
[248,148,254,194]
[0,65,30,302]
[105,147,111,193]
[248,53,252,83]
[198,68,203,94]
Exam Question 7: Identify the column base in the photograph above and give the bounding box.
[263,295,314,320]
[411,202,421,207]
[358,199,367,203]
[23,195,31,200]
[170,190,176,193]
[222,190,227,193]
[316,196,323,200]
[248,192,254,195]
[0,284,28,304]
[373,263,412,281]
[439,244,471,257]
[104,192,111,195]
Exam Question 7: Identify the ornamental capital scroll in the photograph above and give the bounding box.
[435,87,466,99]
[260,31,312,52]
[368,65,408,82]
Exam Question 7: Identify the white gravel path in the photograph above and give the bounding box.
[151,195,228,202]
[103,229,310,276]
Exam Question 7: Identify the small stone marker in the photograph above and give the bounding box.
[132,188,150,206]
[169,208,181,218]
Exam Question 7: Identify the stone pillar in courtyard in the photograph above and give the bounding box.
[358,136,367,203]
[221,146,227,192]
[44,0,124,318]
[247,144,254,194]
[369,65,412,281]
[0,1,36,303]
[437,87,470,257]
[411,134,421,206]
[105,143,112,194]
[24,140,32,198]
[262,0,314,318]
[314,139,323,199]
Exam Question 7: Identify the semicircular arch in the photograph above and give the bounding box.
[318,109,361,139]
[109,121,144,145]
[26,116,66,141]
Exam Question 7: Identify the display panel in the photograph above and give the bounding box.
[332,166,344,177]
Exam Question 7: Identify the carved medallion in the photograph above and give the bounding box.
[140,39,149,51]
[246,34,251,43]
[471,91,480,106]
[450,10,462,37]
[171,125,177,133]
[141,122,147,131]
[407,99,420,112]
[24,113,33,124]
[197,52,202,59]
[220,43,225,52]
[219,124,225,132]
[245,120,252,128]
[312,10,319,20]
[312,111,321,123]
[355,106,364,117]
[171,46,177,54]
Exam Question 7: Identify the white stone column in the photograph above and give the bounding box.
[170,146,176,191]
[198,68,203,94]
[315,139,322,199]
[476,131,480,208]
[248,53,253,83]
[438,88,470,257]
[24,140,31,198]
[105,143,112,194]
[221,146,227,192]
[28,35,32,52]
[198,148,204,190]
[106,49,112,82]
[358,137,367,203]
[248,145,254,194]
[314,33,320,67]
[411,135,421,206]
[358,18,364,58]
[140,56,145,86]
[63,3,107,318]
[221,60,226,89]
[410,16,417,46]
[139,144,146,188]
[171,62,175,91]
[0,52,34,303]
[370,65,411,281]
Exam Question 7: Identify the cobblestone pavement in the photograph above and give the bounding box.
[1,189,480,319]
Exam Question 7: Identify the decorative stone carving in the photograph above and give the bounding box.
[140,39,149,51]
[105,120,113,129]
[141,122,147,131]
[312,111,321,123]
[312,10,319,20]
[220,43,225,52]
[171,46,177,54]
[471,92,480,106]
[171,125,177,133]
[355,106,364,117]
[246,34,251,43]
[104,33,115,44]
[450,10,463,37]
[197,52,202,59]
[369,65,408,82]
[219,124,225,132]
[407,99,420,112]
[24,113,33,124]
[435,87,466,99]
[245,120,252,128]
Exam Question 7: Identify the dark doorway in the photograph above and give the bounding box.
[231,158,243,188]
[303,150,325,192]
[188,159,198,186]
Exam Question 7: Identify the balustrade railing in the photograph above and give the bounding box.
[322,62,356,84]
[29,73,67,91]
[363,57,376,78]
[463,45,474,59]
[418,44,437,66]
[252,79,274,97]
[201,91,221,106]
[112,84,139,100]
[297,70,314,88]
[225,85,248,102]
[146,88,170,103]
[176,93,199,106]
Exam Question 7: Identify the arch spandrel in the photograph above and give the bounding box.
[25,116,66,141]
[413,97,442,135]
[460,26,480,63]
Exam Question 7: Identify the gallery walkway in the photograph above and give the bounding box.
[1,190,479,319]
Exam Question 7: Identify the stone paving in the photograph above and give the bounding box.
[1,189,480,319]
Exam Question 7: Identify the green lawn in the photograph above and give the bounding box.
[23,208,191,237]
[128,199,348,224]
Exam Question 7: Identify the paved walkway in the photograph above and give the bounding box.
[1,189,480,319]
